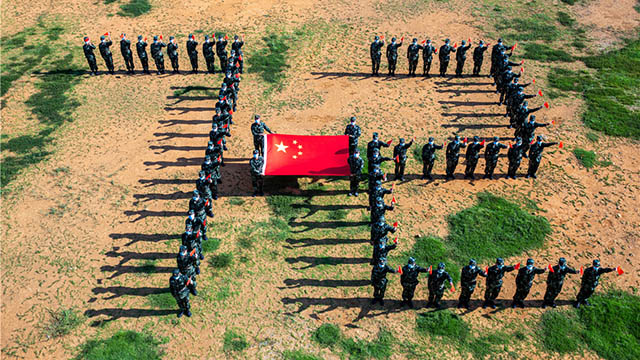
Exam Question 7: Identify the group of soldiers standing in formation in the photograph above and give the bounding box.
[370,36,490,77]
[167,38,244,318]
[345,119,622,308]
[82,32,244,75]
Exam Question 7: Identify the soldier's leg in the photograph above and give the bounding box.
[379,279,388,303]
[394,163,400,179]
[527,160,538,178]
[349,175,357,195]
[445,160,454,179]
[426,59,432,76]
[189,277,198,295]
[434,290,444,307]
[427,290,435,306]
[422,161,428,179]
[257,176,264,195]
[106,55,115,73]
[251,175,258,195]
[399,162,406,180]
[458,287,471,308]
[543,285,560,307]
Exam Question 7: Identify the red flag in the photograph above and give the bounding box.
[217,139,222,145]
[239,55,243,61]
[398,265,403,274]
[538,90,543,97]
[263,134,349,176]
[229,110,234,115]
[520,60,524,65]
[186,278,192,286]
[548,264,554,273]
[103,32,109,36]
[434,48,438,53]
[400,36,404,42]
[235,74,240,78]
[380,35,385,40]
[617,266,624,275]
[531,139,535,145]
[224,35,228,40]
[393,221,398,228]
[386,139,393,145]
[468,38,471,43]
[393,237,398,244]
[463,137,468,143]
[120,33,124,39]
[509,143,512,148]
[559,142,563,149]
[428,265,432,275]
[515,262,521,270]
[485,266,488,275]
[480,140,485,146]
[532,78,536,84]
[391,183,395,191]
[520,67,524,73]
[551,120,555,125]
[544,102,549,109]
[511,45,515,51]
[450,284,456,292]
[391,196,397,204]
[222,96,226,101]
[190,248,197,256]
[395,155,399,163]
[235,62,240,67]
[144,37,147,42]
[453,42,458,48]
[580,266,584,275]
[160,35,163,40]
[421,40,426,44]
[222,124,228,128]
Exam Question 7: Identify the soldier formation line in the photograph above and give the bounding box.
[108,34,624,317]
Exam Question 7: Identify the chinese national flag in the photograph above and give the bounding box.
[263,134,350,176]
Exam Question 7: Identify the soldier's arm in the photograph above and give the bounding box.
[535,267,546,275]
[382,157,393,162]
[418,266,428,273]
[542,142,558,148]
[530,106,543,114]
[499,143,508,149]
[505,265,516,272]
[381,142,390,148]
[435,144,443,150]
[534,122,549,128]
[507,61,519,67]
[387,265,397,274]
[407,140,414,148]
[385,204,394,211]
[476,268,487,277]
[344,127,349,136]
[524,94,536,99]
[264,124,273,133]
[599,267,615,275]
[383,188,392,195]
[387,243,397,251]
[567,267,579,274]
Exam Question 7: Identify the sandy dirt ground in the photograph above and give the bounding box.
[1,0,639,359]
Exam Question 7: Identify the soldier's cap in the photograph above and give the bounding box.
[208,141,213,146]
[462,40,466,45]
[350,116,356,122]
[515,136,522,143]
[122,33,126,37]
[253,150,259,155]
[153,35,158,41]
[379,257,387,263]
[254,114,261,120]
[169,36,175,40]
[454,135,460,140]
[496,257,504,265]
[372,132,379,138]
[427,39,431,43]
[234,35,239,40]
[376,196,383,203]
[172,269,181,276]
[193,189,200,196]
[498,37,503,43]
[523,101,528,107]
[138,35,143,40]
[530,115,536,121]
[400,138,405,143]
[100,35,105,40]
[189,33,194,38]
[469,259,477,266]
[199,170,205,177]
[84,36,89,42]
[205,155,211,161]
[205,35,210,39]
[537,135,543,141]
[438,262,445,269]
[374,35,379,40]
[413,37,418,42]
[188,209,195,214]
[445,38,450,43]
[593,259,600,266]
[559,257,566,265]
[429,137,434,142]
[473,135,479,142]
[479,40,484,44]
[373,148,380,154]
[354,149,360,155]
[212,123,218,129]
[493,136,499,142]
[391,37,396,42]
[408,257,416,264]
[221,82,227,87]
[527,258,534,265]
[218,95,225,100]
[180,245,187,253]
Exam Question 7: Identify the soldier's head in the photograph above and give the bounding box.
[372,132,379,140]
[445,38,450,44]
[234,35,239,41]
[172,268,181,278]
[204,155,212,164]
[205,35,210,41]
[473,135,480,143]
[437,262,445,273]
[192,190,200,201]
[377,240,385,249]
[498,38,503,44]
[373,148,380,158]
[169,36,175,43]
[493,136,499,143]
[412,38,418,44]
[408,257,416,268]
[121,33,127,40]
[185,224,193,235]
[428,137,434,144]
[230,49,236,57]
[454,135,460,143]
[461,40,466,46]
[523,101,528,109]
[593,259,600,268]
[526,258,534,269]
[188,209,195,220]
[153,35,158,42]
[212,123,218,131]
[536,135,543,143]
[350,116,356,124]
[180,245,187,254]
[399,138,405,144]
[374,35,380,42]
[376,197,383,206]
[513,77,519,84]
[515,136,522,145]
[199,170,205,180]
[377,216,385,226]
[219,34,224,40]
[100,35,106,42]
[529,115,536,123]
[558,257,567,268]
[354,149,360,158]
[84,36,90,43]
[378,257,387,267]
[138,35,144,41]
[469,259,477,268]
[496,257,504,267]
[253,149,259,158]
[391,37,397,43]
[254,114,261,123]
[479,40,485,46]
[207,140,214,149]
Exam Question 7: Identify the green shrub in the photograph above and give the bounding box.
[201,237,221,253]
[75,330,164,359]
[209,252,233,268]
[223,329,248,352]
[557,11,576,27]
[283,350,322,360]
[465,331,511,359]
[573,148,597,168]
[118,0,151,17]
[496,14,560,41]
[404,236,460,284]
[416,310,469,342]
[523,43,573,62]
[541,310,583,354]
[248,33,291,90]
[43,308,83,338]
[313,323,341,347]
[447,192,551,264]
[339,329,394,360]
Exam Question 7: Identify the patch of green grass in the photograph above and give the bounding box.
[215,285,231,301]
[496,14,560,42]
[248,33,291,91]
[75,330,164,360]
[416,310,469,342]
[227,197,245,206]
[117,0,151,17]
[573,148,597,168]
[283,350,322,360]
[572,39,586,50]
[42,308,83,339]
[147,292,174,309]
[1,130,53,189]
[104,0,117,4]
[223,329,248,353]
[548,38,640,139]
[585,132,600,142]
[328,209,347,220]
[523,43,573,62]
[265,194,302,220]
[465,331,512,359]
[403,236,460,284]
[561,0,578,4]
[447,192,551,264]
[339,329,394,360]
[313,324,341,347]
[579,291,640,360]
[201,237,221,253]
[209,252,233,268]
[557,11,576,27]
[138,259,158,274]
[541,310,583,354]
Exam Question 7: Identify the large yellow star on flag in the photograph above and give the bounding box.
[275,141,289,153]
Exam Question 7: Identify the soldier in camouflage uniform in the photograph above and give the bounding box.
[348,149,364,196]
[542,257,578,308]
[400,257,428,308]
[483,136,508,179]
[371,257,397,305]
[574,260,616,308]
[458,259,486,308]
[250,150,265,196]
[344,116,362,155]
[427,262,454,308]
[511,258,546,308]
[445,135,467,180]
[421,137,442,180]
[483,258,516,309]
[393,138,414,181]
[170,269,195,318]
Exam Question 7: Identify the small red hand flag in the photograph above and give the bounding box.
[485,266,489,275]
[450,284,456,292]
[104,32,109,36]
[580,266,584,275]
[391,196,397,204]
[144,37,147,41]
[190,248,197,256]
[468,38,471,43]
[421,40,426,44]
[229,110,234,115]
[559,142,563,149]
[509,142,512,148]
[398,266,403,274]
[515,263,521,270]
[429,265,432,275]
[544,102,549,109]
[386,139,393,145]
[380,35,385,40]
[239,55,243,61]
[520,67,524,73]
[395,155,400,163]
[463,137,468,143]
[532,78,536,84]
[393,237,398,244]
[453,42,458,48]
[617,266,624,275]
[393,221,398,228]
[481,140,485,146]
[391,183,395,191]
[224,35,228,40]
[548,264,554,273]
[160,35,163,40]
[551,120,555,125]
[538,90,543,97]
[520,59,524,65]
[400,36,404,42]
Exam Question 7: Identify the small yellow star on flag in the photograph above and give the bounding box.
[275,141,288,153]
[293,155,298,159]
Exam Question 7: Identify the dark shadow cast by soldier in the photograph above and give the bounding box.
[284,256,370,269]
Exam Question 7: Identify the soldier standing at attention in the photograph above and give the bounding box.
[82,36,98,75]
[99,34,115,74]
[483,136,507,179]
[542,257,578,308]
[438,39,456,76]
[400,257,428,308]
[422,39,437,77]
[186,34,199,73]
[250,115,273,156]
[472,40,488,76]
[393,138,414,181]
[386,36,403,76]
[407,38,423,76]
[348,149,364,196]
[136,35,150,74]
[203,35,216,73]
[250,150,265,197]
[371,257,397,306]
[458,259,486,309]
[167,36,180,74]
[344,116,361,155]
[370,35,385,76]
[169,269,196,318]
[455,39,472,77]
[464,136,484,180]
[120,33,135,74]
[421,137,442,180]
[150,35,166,74]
